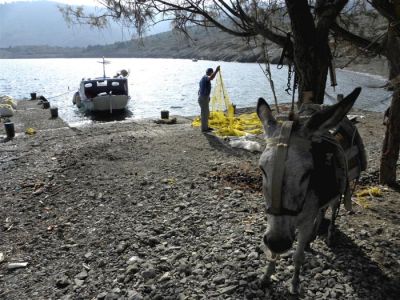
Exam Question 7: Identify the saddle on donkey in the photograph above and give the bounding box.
[294,103,367,210]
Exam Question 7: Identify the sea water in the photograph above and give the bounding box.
[0,58,391,125]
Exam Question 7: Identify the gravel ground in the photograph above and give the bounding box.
[0,102,399,300]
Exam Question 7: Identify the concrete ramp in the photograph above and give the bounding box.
[0,100,68,137]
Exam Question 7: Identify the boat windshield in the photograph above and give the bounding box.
[82,79,128,98]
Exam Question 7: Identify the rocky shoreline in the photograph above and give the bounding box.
[0,100,399,299]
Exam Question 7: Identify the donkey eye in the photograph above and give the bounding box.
[300,171,311,183]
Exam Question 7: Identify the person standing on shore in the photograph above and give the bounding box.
[198,66,220,132]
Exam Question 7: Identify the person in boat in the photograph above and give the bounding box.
[198,66,220,132]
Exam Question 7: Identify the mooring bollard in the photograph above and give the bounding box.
[30,92,37,100]
[50,106,58,118]
[42,101,50,109]
[161,110,169,119]
[4,122,15,139]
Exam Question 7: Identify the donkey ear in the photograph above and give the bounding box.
[303,87,361,136]
[257,97,277,136]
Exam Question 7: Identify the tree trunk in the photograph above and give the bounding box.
[379,21,400,185]
[285,0,337,105]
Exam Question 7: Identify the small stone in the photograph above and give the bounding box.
[33,187,44,196]
[7,262,28,270]
[247,251,258,259]
[74,279,85,287]
[97,292,107,299]
[314,273,323,280]
[245,272,258,281]
[159,272,171,282]
[287,265,295,272]
[199,280,208,287]
[126,264,139,274]
[239,280,247,286]
[333,284,344,291]
[55,275,70,289]
[116,241,128,253]
[322,269,331,276]
[213,275,226,285]
[148,236,160,246]
[127,289,143,300]
[219,285,237,294]
[75,270,88,280]
[180,278,187,284]
[327,278,336,287]
[310,267,323,274]
[142,267,157,280]
[127,256,141,264]
[177,263,192,275]
[104,293,119,300]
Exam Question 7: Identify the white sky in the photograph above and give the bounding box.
[0,0,99,6]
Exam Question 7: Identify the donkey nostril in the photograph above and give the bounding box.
[264,234,293,254]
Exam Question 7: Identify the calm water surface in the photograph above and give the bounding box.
[0,58,390,125]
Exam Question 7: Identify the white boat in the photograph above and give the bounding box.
[72,58,130,113]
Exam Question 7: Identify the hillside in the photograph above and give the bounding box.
[0,26,280,62]
[0,5,389,77]
[80,27,278,62]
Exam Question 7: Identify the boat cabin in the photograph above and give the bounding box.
[80,78,128,99]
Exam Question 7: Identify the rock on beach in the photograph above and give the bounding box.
[0,100,399,299]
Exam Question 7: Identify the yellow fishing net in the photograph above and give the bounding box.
[192,70,263,137]
[353,186,383,209]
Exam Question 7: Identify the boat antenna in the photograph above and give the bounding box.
[98,57,111,78]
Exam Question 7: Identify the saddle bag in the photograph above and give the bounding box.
[331,117,367,181]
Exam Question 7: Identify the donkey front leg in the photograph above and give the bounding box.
[327,199,340,247]
[290,221,315,294]
[260,252,279,287]
[306,208,326,252]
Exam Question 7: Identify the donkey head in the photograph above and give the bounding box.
[257,88,361,254]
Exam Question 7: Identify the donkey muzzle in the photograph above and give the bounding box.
[263,232,294,254]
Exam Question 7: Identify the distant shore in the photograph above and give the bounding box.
[0,51,389,79]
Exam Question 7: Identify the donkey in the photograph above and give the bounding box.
[256,87,362,294]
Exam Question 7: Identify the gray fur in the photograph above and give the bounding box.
[256,88,361,294]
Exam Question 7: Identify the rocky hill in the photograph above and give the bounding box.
[0,26,279,62]
[0,6,389,76]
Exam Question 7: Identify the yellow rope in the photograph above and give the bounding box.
[192,69,263,137]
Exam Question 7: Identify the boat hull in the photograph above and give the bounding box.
[82,95,130,113]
